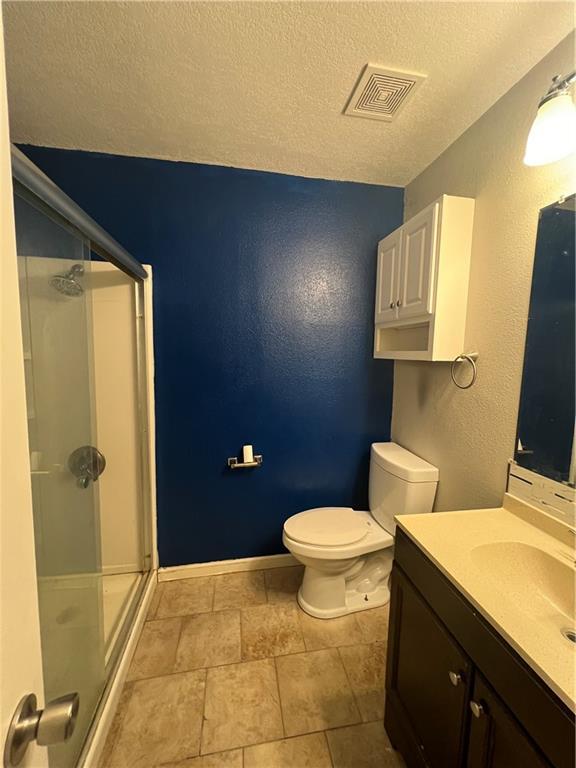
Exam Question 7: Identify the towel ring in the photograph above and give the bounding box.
[451,353,478,389]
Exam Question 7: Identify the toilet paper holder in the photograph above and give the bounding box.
[227,455,263,469]
[227,445,263,469]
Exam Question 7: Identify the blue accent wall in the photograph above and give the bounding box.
[18,146,403,566]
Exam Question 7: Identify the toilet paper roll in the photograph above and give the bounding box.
[243,444,254,463]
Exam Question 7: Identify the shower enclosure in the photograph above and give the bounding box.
[11,157,154,768]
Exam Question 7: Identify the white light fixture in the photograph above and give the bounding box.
[524,71,576,166]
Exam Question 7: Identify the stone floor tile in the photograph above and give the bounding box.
[326,721,405,768]
[276,648,361,736]
[156,577,214,619]
[106,670,206,767]
[264,566,304,603]
[146,582,162,620]
[355,604,390,644]
[175,610,241,671]
[126,618,181,681]
[338,642,387,721]
[99,683,134,767]
[159,749,242,768]
[298,610,364,650]
[201,659,283,754]
[244,733,332,768]
[241,603,305,660]
[213,571,267,610]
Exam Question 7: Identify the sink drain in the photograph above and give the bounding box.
[561,628,576,643]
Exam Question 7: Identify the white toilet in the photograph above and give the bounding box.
[282,442,439,618]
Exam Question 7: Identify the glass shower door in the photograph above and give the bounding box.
[15,191,106,768]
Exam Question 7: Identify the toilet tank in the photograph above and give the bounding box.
[369,442,439,534]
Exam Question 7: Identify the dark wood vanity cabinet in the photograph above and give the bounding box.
[387,565,471,767]
[385,530,575,768]
[466,674,549,768]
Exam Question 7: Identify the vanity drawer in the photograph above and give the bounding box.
[391,529,574,768]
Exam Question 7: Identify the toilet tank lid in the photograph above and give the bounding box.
[371,442,439,483]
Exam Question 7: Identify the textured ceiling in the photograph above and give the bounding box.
[3,1,574,185]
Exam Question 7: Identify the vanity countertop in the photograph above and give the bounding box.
[395,496,575,712]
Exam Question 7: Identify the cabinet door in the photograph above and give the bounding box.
[398,202,438,320]
[467,674,551,768]
[375,229,401,323]
[386,566,471,768]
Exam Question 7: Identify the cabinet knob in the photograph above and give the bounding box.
[448,671,462,687]
[396,299,402,307]
[470,701,485,718]
[389,302,395,309]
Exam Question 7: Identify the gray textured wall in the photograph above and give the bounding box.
[392,33,576,511]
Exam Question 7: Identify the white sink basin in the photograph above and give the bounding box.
[471,541,575,622]
[396,505,576,710]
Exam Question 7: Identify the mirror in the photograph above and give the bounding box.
[515,194,575,486]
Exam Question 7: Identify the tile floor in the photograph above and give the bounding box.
[101,566,405,768]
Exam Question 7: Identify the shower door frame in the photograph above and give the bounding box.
[10,188,158,767]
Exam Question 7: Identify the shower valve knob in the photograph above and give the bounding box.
[68,445,106,488]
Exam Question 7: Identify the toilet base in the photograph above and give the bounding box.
[297,580,390,619]
[296,549,393,619]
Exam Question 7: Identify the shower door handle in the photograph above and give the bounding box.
[68,445,106,488]
[4,692,79,767]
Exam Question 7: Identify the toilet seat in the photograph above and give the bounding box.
[283,509,393,560]
[283,507,369,547]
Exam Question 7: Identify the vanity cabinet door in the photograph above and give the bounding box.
[467,674,551,768]
[386,566,471,768]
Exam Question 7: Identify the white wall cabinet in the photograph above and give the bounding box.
[375,229,401,324]
[374,194,474,361]
[398,202,438,320]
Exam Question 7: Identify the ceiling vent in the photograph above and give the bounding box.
[344,64,426,122]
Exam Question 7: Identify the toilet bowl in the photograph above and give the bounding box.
[283,442,438,618]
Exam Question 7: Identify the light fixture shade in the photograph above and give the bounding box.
[524,93,576,166]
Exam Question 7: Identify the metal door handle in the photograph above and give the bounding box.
[4,692,79,767]
[68,445,106,488]
[396,299,402,307]
[470,700,485,718]
[448,671,462,686]
[389,302,395,309]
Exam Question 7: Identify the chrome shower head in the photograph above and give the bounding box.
[50,264,85,297]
